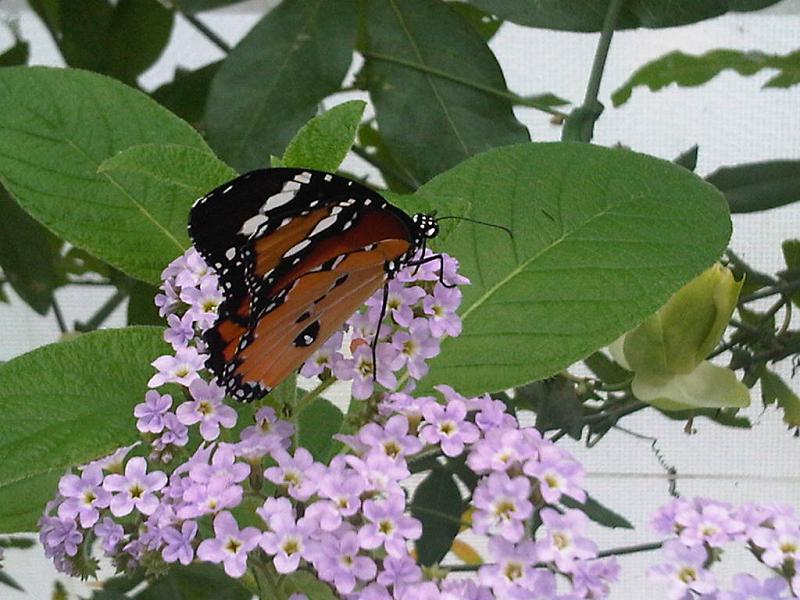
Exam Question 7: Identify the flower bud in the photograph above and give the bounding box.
[623,263,743,376]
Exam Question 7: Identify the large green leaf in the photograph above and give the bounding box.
[0,327,166,532]
[0,187,61,315]
[281,100,366,172]
[296,397,344,462]
[205,0,357,172]
[706,161,800,214]
[363,0,529,184]
[28,0,174,84]
[0,67,213,284]
[411,468,463,566]
[468,0,781,32]
[415,142,731,395]
[613,49,800,107]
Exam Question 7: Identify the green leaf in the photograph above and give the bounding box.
[448,2,503,40]
[297,397,344,462]
[30,0,174,84]
[280,570,338,600]
[0,38,29,67]
[760,369,800,428]
[706,161,800,214]
[356,121,418,193]
[282,100,366,172]
[411,468,463,566]
[0,67,213,284]
[583,351,631,385]
[612,49,800,107]
[0,187,61,315]
[151,62,222,128]
[674,145,699,172]
[0,326,166,532]
[468,0,781,32]
[415,142,731,395]
[363,0,529,183]
[127,280,163,326]
[562,494,634,529]
[133,564,251,600]
[205,0,358,172]
[515,379,584,439]
[177,0,250,11]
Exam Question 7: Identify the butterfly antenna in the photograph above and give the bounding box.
[436,216,513,238]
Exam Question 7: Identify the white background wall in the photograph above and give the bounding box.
[0,0,799,597]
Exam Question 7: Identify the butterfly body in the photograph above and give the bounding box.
[188,168,437,402]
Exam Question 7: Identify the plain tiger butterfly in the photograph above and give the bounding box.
[188,168,441,402]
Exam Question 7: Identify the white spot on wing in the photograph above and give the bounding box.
[222,185,233,194]
[309,214,338,236]
[324,174,333,182]
[239,214,268,235]
[225,247,236,260]
[285,239,311,257]
[294,171,312,184]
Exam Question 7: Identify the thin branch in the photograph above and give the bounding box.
[51,296,67,334]
[179,9,232,54]
[74,289,128,332]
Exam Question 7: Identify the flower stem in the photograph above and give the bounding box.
[294,377,336,414]
[562,0,625,142]
[179,9,232,54]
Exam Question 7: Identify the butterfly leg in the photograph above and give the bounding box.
[403,253,458,289]
[371,280,390,382]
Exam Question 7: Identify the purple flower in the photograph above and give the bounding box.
[57,465,110,528]
[523,445,586,504]
[536,508,597,572]
[315,531,377,594]
[155,280,180,317]
[162,520,197,565]
[423,283,462,337]
[174,248,212,289]
[336,344,399,400]
[197,511,261,578]
[647,540,717,599]
[164,313,195,348]
[472,472,533,542]
[369,280,425,327]
[40,516,83,559]
[478,537,547,599]
[391,318,439,380]
[82,443,138,474]
[469,393,517,432]
[651,498,692,536]
[311,472,364,531]
[571,558,620,598]
[134,390,173,434]
[358,415,423,460]
[420,398,479,457]
[676,501,743,548]
[358,495,421,557]
[153,412,189,449]
[377,554,422,589]
[714,574,790,600]
[467,426,537,474]
[176,379,237,441]
[94,517,125,554]
[181,277,224,330]
[148,346,207,388]
[750,517,800,568]
[300,331,344,378]
[260,513,316,574]
[264,448,324,501]
[103,457,167,517]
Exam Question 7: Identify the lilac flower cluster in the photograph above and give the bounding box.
[39,248,618,598]
[648,497,800,599]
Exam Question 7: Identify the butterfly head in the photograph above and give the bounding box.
[412,213,439,239]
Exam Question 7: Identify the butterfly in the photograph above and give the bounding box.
[188,168,440,402]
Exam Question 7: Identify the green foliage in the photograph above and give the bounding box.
[411,468,463,566]
[0,327,166,532]
[760,369,800,428]
[282,100,366,172]
[362,0,529,184]
[297,397,344,462]
[613,49,800,106]
[0,37,29,66]
[561,495,634,529]
[707,160,800,214]
[449,2,503,40]
[151,62,222,128]
[0,67,213,284]
[0,187,61,315]
[205,0,358,172]
[279,570,339,599]
[127,280,163,326]
[28,0,174,84]
[89,564,251,599]
[468,0,780,32]
[415,142,731,395]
